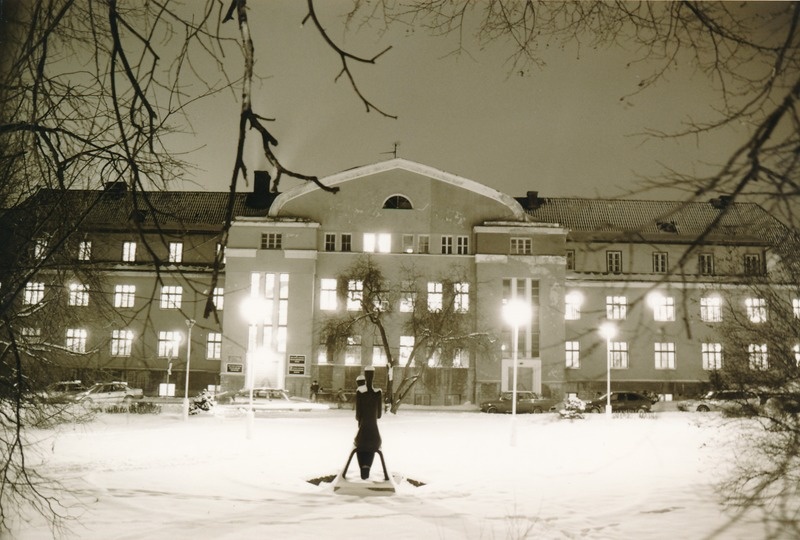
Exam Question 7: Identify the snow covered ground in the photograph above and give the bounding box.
[11,407,775,539]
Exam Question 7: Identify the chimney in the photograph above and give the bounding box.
[709,195,733,209]
[526,191,541,210]
[103,181,127,199]
[246,170,272,209]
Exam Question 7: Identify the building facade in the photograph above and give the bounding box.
[6,160,791,404]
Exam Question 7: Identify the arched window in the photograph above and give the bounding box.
[383,195,412,209]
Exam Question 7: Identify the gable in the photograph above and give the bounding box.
[268,159,525,231]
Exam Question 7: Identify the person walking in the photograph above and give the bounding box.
[354,366,382,480]
[310,379,320,401]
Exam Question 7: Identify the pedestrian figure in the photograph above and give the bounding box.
[310,379,320,401]
[354,367,382,480]
[336,387,346,409]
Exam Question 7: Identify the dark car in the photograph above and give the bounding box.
[480,391,561,414]
[585,392,653,414]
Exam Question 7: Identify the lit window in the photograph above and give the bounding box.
[427,282,443,312]
[700,296,722,322]
[34,236,48,259]
[566,341,580,368]
[399,336,415,366]
[745,298,767,323]
[207,332,222,359]
[748,343,768,370]
[111,330,133,357]
[452,349,469,368]
[345,336,362,365]
[510,238,532,255]
[169,242,183,263]
[24,282,45,305]
[456,236,469,255]
[68,283,89,306]
[698,253,714,275]
[654,342,675,369]
[649,294,675,322]
[78,240,92,261]
[372,345,388,367]
[320,279,338,310]
[21,327,41,343]
[213,287,224,311]
[160,285,183,309]
[652,252,668,273]
[454,282,469,313]
[441,236,453,255]
[701,343,722,370]
[158,331,181,357]
[363,233,390,253]
[565,291,583,320]
[418,235,430,254]
[606,251,622,273]
[608,341,629,369]
[261,233,282,249]
[66,328,87,353]
[606,296,627,320]
[122,241,137,262]
[324,233,336,252]
[114,284,136,308]
[346,280,363,311]
[341,234,352,252]
[399,280,416,313]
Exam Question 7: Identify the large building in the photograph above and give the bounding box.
[5,159,791,404]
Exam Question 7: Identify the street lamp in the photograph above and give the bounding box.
[241,296,266,439]
[599,321,617,418]
[182,319,196,421]
[502,299,532,446]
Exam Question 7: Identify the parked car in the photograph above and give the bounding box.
[685,390,759,414]
[76,382,144,407]
[216,387,330,411]
[480,391,561,414]
[36,380,88,403]
[584,392,653,414]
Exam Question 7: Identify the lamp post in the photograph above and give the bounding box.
[599,321,617,418]
[242,297,265,439]
[502,299,532,446]
[182,319,196,421]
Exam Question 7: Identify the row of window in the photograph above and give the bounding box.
[35,238,228,264]
[22,282,224,310]
[20,328,223,359]
[564,340,788,371]
[565,293,779,323]
[566,249,764,276]
[318,279,469,313]
[263,232,534,256]
[317,335,469,368]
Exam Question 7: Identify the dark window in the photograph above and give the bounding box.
[383,195,412,209]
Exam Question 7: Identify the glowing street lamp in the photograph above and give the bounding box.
[502,299,533,446]
[182,319,196,421]
[599,321,617,418]
[241,296,266,439]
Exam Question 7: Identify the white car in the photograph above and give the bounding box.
[686,390,759,413]
[76,382,144,407]
[217,387,329,411]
